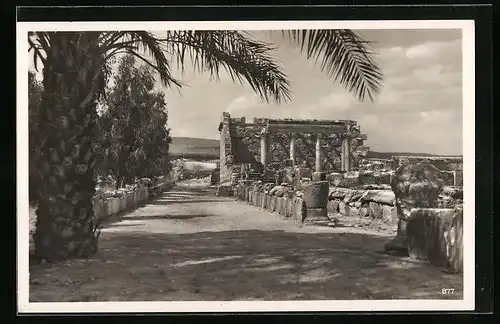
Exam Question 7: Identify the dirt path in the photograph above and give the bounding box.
[29,184,463,301]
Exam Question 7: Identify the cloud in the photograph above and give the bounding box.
[226,94,261,114]
[377,38,461,65]
[419,109,454,123]
[412,64,444,81]
[359,114,380,128]
[317,91,356,111]
[378,46,405,60]
[405,39,461,59]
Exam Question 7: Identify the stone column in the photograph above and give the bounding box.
[260,133,268,167]
[289,134,296,163]
[315,134,322,173]
[341,134,351,172]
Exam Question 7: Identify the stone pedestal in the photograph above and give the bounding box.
[301,181,329,222]
[385,161,445,253]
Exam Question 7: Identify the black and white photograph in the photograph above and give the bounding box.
[17,18,475,313]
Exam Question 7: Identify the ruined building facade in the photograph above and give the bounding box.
[217,112,369,185]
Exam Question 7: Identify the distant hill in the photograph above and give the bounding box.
[170,137,220,160]
[169,137,461,161]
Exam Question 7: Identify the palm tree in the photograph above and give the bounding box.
[28,29,383,262]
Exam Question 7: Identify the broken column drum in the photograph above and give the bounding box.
[385,160,445,252]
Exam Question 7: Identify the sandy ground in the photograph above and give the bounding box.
[29,183,463,302]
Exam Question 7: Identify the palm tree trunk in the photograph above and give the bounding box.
[33,32,103,262]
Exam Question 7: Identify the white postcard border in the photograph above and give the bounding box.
[17,19,475,313]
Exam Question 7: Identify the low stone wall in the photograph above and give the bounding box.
[29,179,175,254]
[327,171,393,189]
[327,185,463,224]
[93,180,174,221]
[236,182,308,224]
[406,207,463,273]
[327,187,398,224]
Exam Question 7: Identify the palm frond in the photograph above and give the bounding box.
[283,29,383,102]
[100,31,183,88]
[28,32,50,72]
[158,31,292,104]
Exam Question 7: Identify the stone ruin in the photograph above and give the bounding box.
[217,112,369,184]
[216,112,464,273]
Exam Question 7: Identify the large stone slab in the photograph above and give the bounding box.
[93,199,106,219]
[358,206,369,217]
[368,202,383,219]
[327,200,339,213]
[407,208,462,271]
[119,196,127,211]
[339,201,350,216]
[385,161,445,252]
[328,187,354,200]
[284,198,292,216]
[293,198,306,223]
[446,208,463,273]
[454,171,463,186]
[382,205,398,224]
[360,190,395,206]
[348,207,359,218]
[269,196,277,212]
[343,190,364,204]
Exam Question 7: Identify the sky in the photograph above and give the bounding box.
[29,29,463,155]
[160,29,463,155]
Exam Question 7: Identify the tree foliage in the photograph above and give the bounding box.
[98,54,172,188]
[28,71,43,205]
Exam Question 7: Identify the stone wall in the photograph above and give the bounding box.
[326,186,463,223]
[233,178,463,273]
[327,171,393,189]
[29,178,174,254]
[236,181,308,224]
[93,180,174,221]
[327,187,398,224]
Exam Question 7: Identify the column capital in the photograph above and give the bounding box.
[259,126,269,137]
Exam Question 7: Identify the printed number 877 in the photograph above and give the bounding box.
[442,288,455,295]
